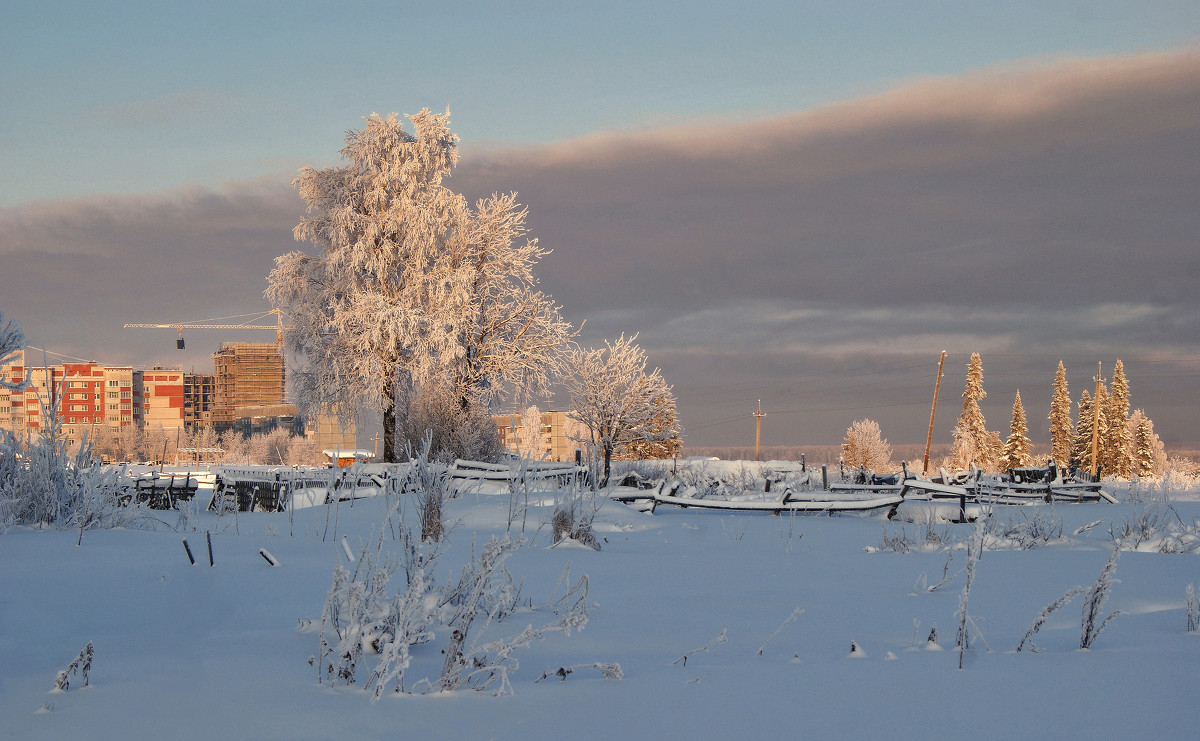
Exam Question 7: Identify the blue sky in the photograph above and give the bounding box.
[3,2,1200,449]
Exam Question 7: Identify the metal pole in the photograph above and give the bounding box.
[922,351,947,476]
[754,399,765,461]
[1091,362,1103,476]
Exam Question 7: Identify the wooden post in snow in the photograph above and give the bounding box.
[1091,362,1103,477]
[922,351,948,476]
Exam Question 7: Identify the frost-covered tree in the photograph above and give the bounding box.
[392,380,502,463]
[841,419,892,472]
[1128,409,1165,477]
[1048,361,1073,467]
[218,429,249,464]
[1102,360,1132,477]
[1003,391,1033,470]
[267,110,573,462]
[564,335,679,487]
[515,405,547,459]
[1072,386,1109,474]
[286,432,325,466]
[0,312,28,393]
[952,353,997,470]
[619,394,683,461]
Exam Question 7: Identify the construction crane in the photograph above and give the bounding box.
[124,309,286,349]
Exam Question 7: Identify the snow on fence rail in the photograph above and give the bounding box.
[205,459,588,512]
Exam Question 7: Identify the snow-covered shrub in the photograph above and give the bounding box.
[1079,550,1123,649]
[955,514,988,669]
[535,663,623,682]
[870,522,952,554]
[313,524,591,699]
[550,483,601,551]
[399,436,451,542]
[53,642,93,691]
[317,526,423,690]
[1109,502,1176,551]
[984,509,1065,549]
[0,389,145,533]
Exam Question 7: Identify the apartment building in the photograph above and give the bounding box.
[0,351,135,444]
[494,409,579,462]
[183,373,215,428]
[136,367,185,432]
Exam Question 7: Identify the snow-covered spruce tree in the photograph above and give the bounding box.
[1003,391,1033,470]
[1072,388,1106,474]
[564,335,679,487]
[841,419,892,472]
[1087,383,1111,475]
[1131,415,1156,477]
[267,110,572,462]
[952,353,997,471]
[1128,409,1166,477]
[1049,361,1073,467]
[1103,360,1132,477]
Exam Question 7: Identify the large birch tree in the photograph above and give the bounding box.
[267,111,573,461]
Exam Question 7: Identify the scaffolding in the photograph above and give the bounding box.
[211,343,285,430]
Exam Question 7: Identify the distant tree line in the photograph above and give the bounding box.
[85,424,326,467]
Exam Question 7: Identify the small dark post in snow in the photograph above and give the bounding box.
[259,548,279,567]
[182,539,195,566]
[206,530,214,567]
[958,493,967,523]
[821,465,828,491]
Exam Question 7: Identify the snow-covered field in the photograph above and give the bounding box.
[3,468,1199,740]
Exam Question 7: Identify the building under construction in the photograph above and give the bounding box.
[210,343,285,432]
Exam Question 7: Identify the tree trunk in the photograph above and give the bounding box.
[602,443,613,488]
[383,400,396,463]
[383,367,397,463]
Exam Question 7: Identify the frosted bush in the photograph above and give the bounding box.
[550,483,601,551]
[0,396,152,534]
[314,522,592,699]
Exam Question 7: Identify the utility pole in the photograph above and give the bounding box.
[1091,362,1104,477]
[922,351,948,476]
[754,399,765,461]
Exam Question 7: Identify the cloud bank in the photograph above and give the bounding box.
[3,49,1198,446]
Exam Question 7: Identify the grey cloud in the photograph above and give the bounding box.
[3,49,1198,446]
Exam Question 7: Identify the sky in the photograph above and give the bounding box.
[2,1,1199,449]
